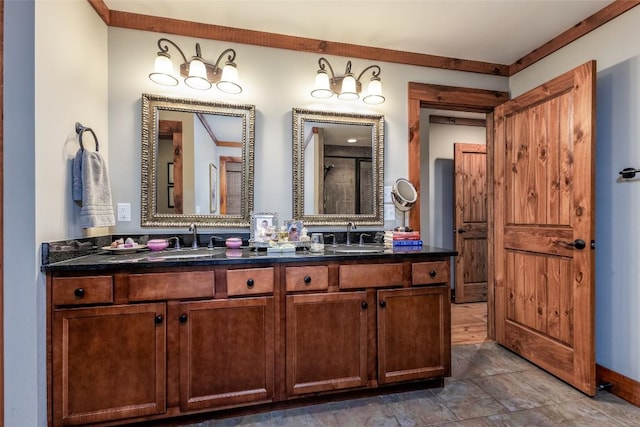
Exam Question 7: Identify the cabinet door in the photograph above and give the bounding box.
[377,286,450,384]
[52,303,166,426]
[286,292,368,395]
[178,297,274,411]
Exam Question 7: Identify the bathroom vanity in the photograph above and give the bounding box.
[44,246,455,426]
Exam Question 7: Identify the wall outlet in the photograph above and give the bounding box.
[117,203,131,222]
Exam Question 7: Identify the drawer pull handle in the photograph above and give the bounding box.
[379,300,387,308]
[247,278,255,287]
[155,315,164,325]
[303,275,312,284]
[361,301,368,310]
[74,288,85,298]
[430,270,437,278]
[179,314,188,323]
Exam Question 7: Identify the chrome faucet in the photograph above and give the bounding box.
[208,235,223,249]
[168,236,181,250]
[189,223,199,249]
[359,233,371,246]
[346,222,356,246]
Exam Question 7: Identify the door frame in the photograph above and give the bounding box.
[408,82,509,338]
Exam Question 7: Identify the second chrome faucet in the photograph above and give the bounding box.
[346,222,356,246]
[189,223,198,249]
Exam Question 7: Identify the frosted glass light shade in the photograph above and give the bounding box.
[216,63,242,94]
[311,71,333,98]
[363,78,385,105]
[185,58,212,90]
[149,55,178,86]
[338,74,358,101]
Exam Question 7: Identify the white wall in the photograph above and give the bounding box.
[509,7,640,382]
[4,1,109,426]
[424,122,486,248]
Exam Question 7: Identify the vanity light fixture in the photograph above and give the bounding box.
[149,38,242,94]
[311,57,385,105]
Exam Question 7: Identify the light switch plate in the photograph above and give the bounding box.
[117,203,131,222]
[384,186,392,203]
[384,203,396,221]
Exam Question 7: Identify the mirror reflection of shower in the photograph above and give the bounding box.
[323,164,335,180]
[323,155,373,214]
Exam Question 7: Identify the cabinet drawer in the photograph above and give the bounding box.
[128,271,215,301]
[52,276,113,306]
[227,267,274,296]
[412,261,450,285]
[285,265,329,292]
[339,263,403,289]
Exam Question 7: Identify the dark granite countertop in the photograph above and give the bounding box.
[42,244,457,273]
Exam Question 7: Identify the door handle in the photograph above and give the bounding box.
[455,228,466,234]
[561,239,586,250]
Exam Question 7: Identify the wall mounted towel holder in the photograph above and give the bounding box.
[619,167,640,179]
[75,122,99,151]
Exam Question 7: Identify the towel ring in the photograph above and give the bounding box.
[75,122,99,151]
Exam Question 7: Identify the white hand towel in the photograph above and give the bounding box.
[79,149,115,228]
[72,148,83,202]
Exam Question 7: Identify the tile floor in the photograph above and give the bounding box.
[179,342,640,426]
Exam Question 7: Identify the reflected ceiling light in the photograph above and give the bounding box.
[311,57,385,104]
[149,38,242,94]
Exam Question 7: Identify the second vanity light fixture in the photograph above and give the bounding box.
[149,38,242,94]
[311,57,385,105]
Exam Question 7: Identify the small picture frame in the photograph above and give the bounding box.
[251,212,278,242]
[285,220,304,242]
[168,186,174,208]
[209,163,217,213]
[168,162,174,185]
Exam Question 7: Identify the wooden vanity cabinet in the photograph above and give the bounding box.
[178,297,274,411]
[52,303,166,426]
[47,253,452,426]
[285,291,369,395]
[165,267,275,412]
[377,286,450,384]
[285,258,451,398]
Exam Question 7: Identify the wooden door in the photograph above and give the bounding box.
[377,287,450,384]
[179,297,274,411]
[454,143,488,303]
[494,61,596,395]
[52,304,166,426]
[286,292,368,395]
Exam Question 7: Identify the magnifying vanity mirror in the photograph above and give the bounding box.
[292,108,384,226]
[141,93,255,227]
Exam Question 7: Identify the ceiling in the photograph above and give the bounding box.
[103,0,613,65]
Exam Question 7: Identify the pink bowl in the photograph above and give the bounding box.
[225,237,242,249]
[147,239,169,251]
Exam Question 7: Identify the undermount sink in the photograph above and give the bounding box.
[145,248,221,261]
[326,244,386,254]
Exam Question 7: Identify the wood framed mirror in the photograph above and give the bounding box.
[292,108,384,226]
[141,93,255,227]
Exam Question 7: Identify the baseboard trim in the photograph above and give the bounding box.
[597,364,640,407]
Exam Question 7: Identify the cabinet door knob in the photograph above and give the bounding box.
[154,315,163,324]
[179,314,188,323]
[74,288,85,298]
[379,300,387,308]
[430,270,437,278]
[247,278,255,287]
[361,301,368,310]
[303,275,312,284]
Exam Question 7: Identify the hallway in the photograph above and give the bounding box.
[175,340,640,426]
